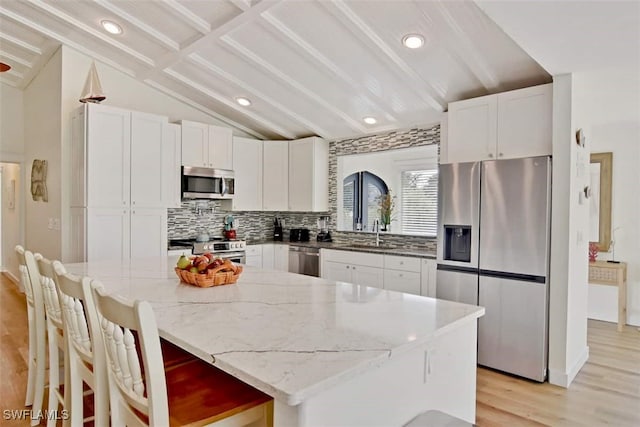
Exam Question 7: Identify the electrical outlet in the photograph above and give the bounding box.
[47,218,54,230]
[53,218,61,230]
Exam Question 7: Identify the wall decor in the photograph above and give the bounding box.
[30,159,48,202]
[589,152,612,251]
[79,61,106,103]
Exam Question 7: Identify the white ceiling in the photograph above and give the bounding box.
[0,0,556,140]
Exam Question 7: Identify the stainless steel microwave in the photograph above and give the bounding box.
[181,166,235,200]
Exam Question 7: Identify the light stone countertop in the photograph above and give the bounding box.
[247,240,437,259]
[65,257,482,405]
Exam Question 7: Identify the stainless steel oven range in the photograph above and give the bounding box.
[170,238,246,264]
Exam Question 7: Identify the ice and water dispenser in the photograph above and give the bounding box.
[442,225,472,263]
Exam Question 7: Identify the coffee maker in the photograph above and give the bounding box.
[316,216,332,242]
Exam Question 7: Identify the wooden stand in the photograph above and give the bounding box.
[588,261,627,332]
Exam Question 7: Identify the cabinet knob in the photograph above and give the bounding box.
[488,153,494,158]
[499,152,504,157]
[400,261,404,265]
[346,265,350,269]
[132,201,136,205]
[352,266,356,270]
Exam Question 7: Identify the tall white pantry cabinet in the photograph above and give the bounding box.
[70,104,177,262]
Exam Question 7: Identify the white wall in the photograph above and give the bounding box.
[574,66,640,326]
[548,74,590,388]
[0,83,24,157]
[24,48,63,260]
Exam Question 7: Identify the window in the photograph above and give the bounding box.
[401,169,438,236]
[343,171,388,231]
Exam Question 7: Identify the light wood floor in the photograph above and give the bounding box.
[1,273,639,426]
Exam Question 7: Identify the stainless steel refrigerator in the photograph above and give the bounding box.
[436,156,551,382]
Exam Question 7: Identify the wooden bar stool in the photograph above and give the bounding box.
[91,282,273,427]
[53,263,109,427]
[17,247,47,426]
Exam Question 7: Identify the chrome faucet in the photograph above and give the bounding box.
[374,219,382,247]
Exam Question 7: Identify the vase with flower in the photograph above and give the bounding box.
[588,242,599,262]
[377,191,396,232]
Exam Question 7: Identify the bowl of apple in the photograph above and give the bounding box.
[174,252,243,287]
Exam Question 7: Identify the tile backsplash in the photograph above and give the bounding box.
[168,125,439,252]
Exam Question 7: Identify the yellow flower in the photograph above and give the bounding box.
[377,191,396,225]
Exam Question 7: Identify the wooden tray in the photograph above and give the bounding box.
[174,264,242,288]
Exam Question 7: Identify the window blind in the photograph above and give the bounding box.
[401,169,438,236]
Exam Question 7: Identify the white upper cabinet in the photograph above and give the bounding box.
[289,137,329,212]
[85,104,131,207]
[163,122,182,208]
[209,125,233,170]
[263,140,289,211]
[180,120,208,167]
[232,137,263,211]
[180,120,233,169]
[130,112,170,208]
[444,84,552,163]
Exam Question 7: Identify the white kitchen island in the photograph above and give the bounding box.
[65,257,484,427]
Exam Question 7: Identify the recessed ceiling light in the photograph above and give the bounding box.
[363,117,377,125]
[402,34,424,49]
[236,97,252,106]
[101,20,123,35]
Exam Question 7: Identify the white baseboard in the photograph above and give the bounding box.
[548,346,589,388]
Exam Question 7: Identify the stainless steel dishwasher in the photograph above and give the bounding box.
[288,246,320,277]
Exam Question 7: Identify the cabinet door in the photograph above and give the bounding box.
[262,244,275,270]
[70,207,86,262]
[273,244,289,272]
[446,95,497,163]
[323,261,353,283]
[86,104,131,207]
[232,137,263,211]
[163,122,182,208]
[181,121,209,167]
[245,256,262,268]
[209,125,233,170]
[130,112,167,208]
[497,84,552,159]
[71,107,86,207]
[263,140,289,211]
[130,208,167,259]
[352,265,384,289]
[420,259,437,297]
[288,137,328,212]
[87,207,130,262]
[384,269,421,295]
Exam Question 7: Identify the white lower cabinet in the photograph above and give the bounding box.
[321,249,432,295]
[245,245,263,267]
[262,244,275,270]
[421,258,437,297]
[384,255,421,295]
[321,250,384,288]
[74,207,167,262]
[273,244,289,272]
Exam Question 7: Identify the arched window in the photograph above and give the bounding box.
[343,171,388,231]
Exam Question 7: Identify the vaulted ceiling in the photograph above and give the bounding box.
[0,0,552,140]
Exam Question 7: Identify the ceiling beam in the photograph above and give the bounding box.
[189,53,331,138]
[228,0,252,12]
[419,1,501,92]
[0,30,41,54]
[93,0,180,51]
[157,0,210,34]
[164,68,297,139]
[0,50,34,68]
[0,5,137,81]
[139,0,281,81]
[328,0,445,112]
[26,0,155,66]
[259,11,387,132]
[143,79,267,139]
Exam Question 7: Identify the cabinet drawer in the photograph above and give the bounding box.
[321,249,383,267]
[384,255,421,272]
[245,245,262,256]
[383,270,421,295]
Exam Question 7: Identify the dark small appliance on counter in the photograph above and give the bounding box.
[273,217,283,241]
[289,228,310,242]
[316,216,332,242]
